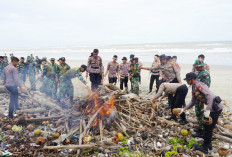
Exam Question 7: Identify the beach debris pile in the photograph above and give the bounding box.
[0,83,232,156]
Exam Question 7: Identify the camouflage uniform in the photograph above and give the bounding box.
[17,62,27,84]
[194,59,211,130]
[129,63,140,95]
[26,56,36,90]
[0,60,6,80]
[48,62,59,99]
[35,58,41,74]
[40,63,50,94]
[57,63,72,100]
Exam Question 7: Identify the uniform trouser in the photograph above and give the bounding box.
[19,73,26,84]
[131,76,139,95]
[57,77,74,100]
[89,73,102,92]
[48,76,57,99]
[195,100,205,130]
[109,77,117,84]
[6,86,19,118]
[171,84,188,120]
[203,109,222,146]
[120,76,128,90]
[0,72,3,80]
[149,75,159,92]
[168,78,179,106]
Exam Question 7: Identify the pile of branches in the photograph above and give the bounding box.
[0,83,232,156]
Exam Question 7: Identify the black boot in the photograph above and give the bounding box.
[193,143,209,154]
[179,119,189,125]
[194,128,203,132]
[198,141,212,150]
[192,130,204,138]
[166,115,177,121]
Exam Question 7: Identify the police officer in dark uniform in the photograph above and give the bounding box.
[86,49,104,91]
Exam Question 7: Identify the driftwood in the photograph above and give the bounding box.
[214,134,232,143]
[43,144,96,150]
[0,86,7,93]
[114,120,129,138]
[20,108,46,114]
[53,126,80,144]
[23,115,63,123]
[32,95,63,112]
[104,84,121,91]
[217,125,232,138]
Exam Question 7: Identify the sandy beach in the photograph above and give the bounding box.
[32,60,230,111]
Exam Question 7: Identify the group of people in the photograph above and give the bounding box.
[2,49,224,154]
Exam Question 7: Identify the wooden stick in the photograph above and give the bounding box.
[43,144,96,150]
[214,134,232,143]
[53,126,80,144]
[114,120,129,138]
[100,119,103,141]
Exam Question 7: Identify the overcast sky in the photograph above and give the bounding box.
[0,0,232,48]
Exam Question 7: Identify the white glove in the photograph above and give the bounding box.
[204,110,210,118]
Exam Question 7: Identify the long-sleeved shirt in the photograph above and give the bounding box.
[160,62,181,82]
[154,83,182,99]
[4,63,21,87]
[185,81,223,112]
[129,63,140,77]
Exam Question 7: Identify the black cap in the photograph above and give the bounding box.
[113,55,118,58]
[134,57,138,61]
[41,59,46,62]
[57,58,61,61]
[130,54,135,58]
[184,72,197,81]
[20,57,24,60]
[122,57,127,60]
[60,57,66,61]
[159,54,167,60]
[93,49,99,53]
[155,54,159,58]
[131,58,136,62]
[172,56,177,59]
[166,56,172,60]
[81,64,87,71]
[198,54,205,59]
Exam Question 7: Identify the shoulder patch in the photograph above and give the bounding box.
[196,85,202,91]
[169,65,172,67]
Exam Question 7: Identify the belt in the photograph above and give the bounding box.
[91,67,99,69]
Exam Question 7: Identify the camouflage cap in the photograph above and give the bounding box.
[42,57,47,61]
[50,58,55,61]
[194,59,204,67]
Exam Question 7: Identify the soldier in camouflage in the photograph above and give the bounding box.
[40,58,50,94]
[192,59,211,138]
[57,57,74,103]
[26,56,36,91]
[0,56,5,80]
[17,57,27,84]
[48,58,59,99]
[129,58,140,95]
[35,56,41,74]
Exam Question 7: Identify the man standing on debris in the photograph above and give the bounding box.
[40,58,50,94]
[105,55,119,85]
[191,59,211,138]
[48,58,59,100]
[4,57,23,118]
[26,56,36,91]
[159,54,181,111]
[17,57,27,84]
[86,49,104,91]
[152,80,188,125]
[119,57,130,92]
[129,58,140,95]
[57,57,74,103]
[183,72,223,154]
[0,56,5,80]
[140,54,160,93]
[35,56,41,74]
[192,54,210,73]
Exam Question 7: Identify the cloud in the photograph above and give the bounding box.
[0,0,231,48]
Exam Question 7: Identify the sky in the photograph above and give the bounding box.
[0,0,232,48]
